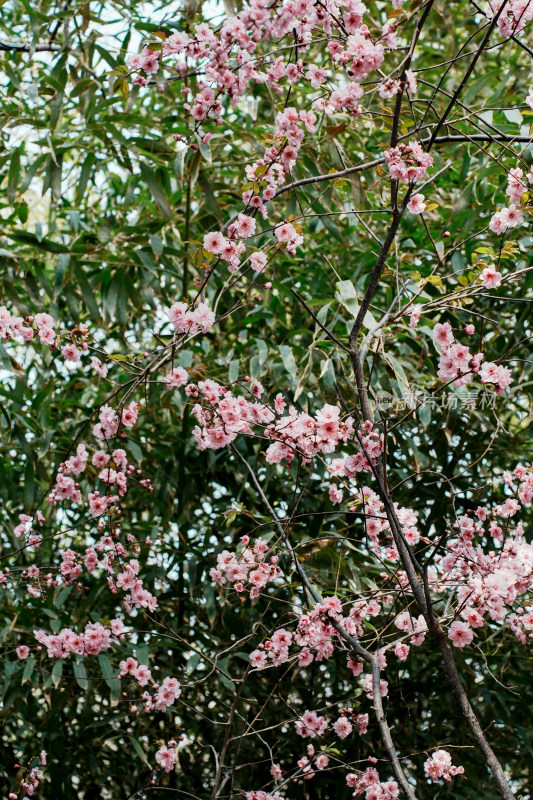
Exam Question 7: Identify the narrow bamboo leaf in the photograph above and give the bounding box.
[140,161,172,220]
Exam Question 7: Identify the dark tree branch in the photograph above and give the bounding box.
[0,41,62,52]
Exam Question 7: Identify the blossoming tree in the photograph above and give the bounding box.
[1,0,533,798]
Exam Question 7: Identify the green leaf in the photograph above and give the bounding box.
[503,108,523,125]
[279,344,297,375]
[55,585,73,607]
[50,153,64,201]
[98,654,115,680]
[149,234,163,257]
[139,161,173,220]
[386,353,410,393]
[174,148,187,182]
[76,152,96,204]
[75,265,100,319]
[8,231,68,254]
[196,133,212,163]
[228,358,240,383]
[54,254,70,296]
[73,659,89,691]
[129,736,150,765]
[98,654,121,705]
[22,657,37,684]
[8,146,22,205]
[52,659,64,687]
[71,78,97,97]
[114,77,129,98]
[204,582,216,625]
[335,280,378,330]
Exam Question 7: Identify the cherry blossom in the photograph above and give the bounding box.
[424,749,464,782]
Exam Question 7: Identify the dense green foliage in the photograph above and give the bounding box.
[1,0,533,798]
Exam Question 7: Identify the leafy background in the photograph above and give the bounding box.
[1,0,532,797]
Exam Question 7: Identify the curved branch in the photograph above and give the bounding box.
[0,41,62,52]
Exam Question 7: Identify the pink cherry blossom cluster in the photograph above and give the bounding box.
[168,300,216,334]
[406,192,426,214]
[119,658,181,712]
[13,510,44,539]
[245,792,283,800]
[0,307,104,370]
[119,655,152,686]
[0,305,35,342]
[181,375,382,470]
[382,465,533,649]
[46,427,142,516]
[204,226,250,272]
[33,619,125,658]
[21,764,45,797]
[357,485,423,558]
[249,105,315,200]
[249,590,428,677]
[249,595,383,670]
[12,398,160,618]
[250,596,352,669]
[360,673,389,700]
[333,710,369,738]
[393,610,428,647]
[383,141,433,183]
[378,77,401,99]
[488,0,533,36]
[337,28,385,77]
[480,265,503,289]
[125,0,402,280]
[273,219,304,256]
[434,471,533,645]
[326,422,384,504]
[34,313,57,344]
[262,402,357,466]
[317,80,364,116]
[346,767,400,799]
[6,564,51,600]
[245,109,313,204]
[13,510,45,551]
[203,107,313,273]
[294,744,330,779]
[94,401,139,440]
[506,164,533,203]
[295,709,328,738]
[187,378,274,450]
[489,203,524,234]
[433,321,512,391]
[423,749,464,782]
[210,535,281,598]
[143,676,182,713]
[61,323,92,363]
[8,751,47,799]
[111,557,158,613]
[155,740,178,773]
[377,69,416,100]
[125,0,392,126]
